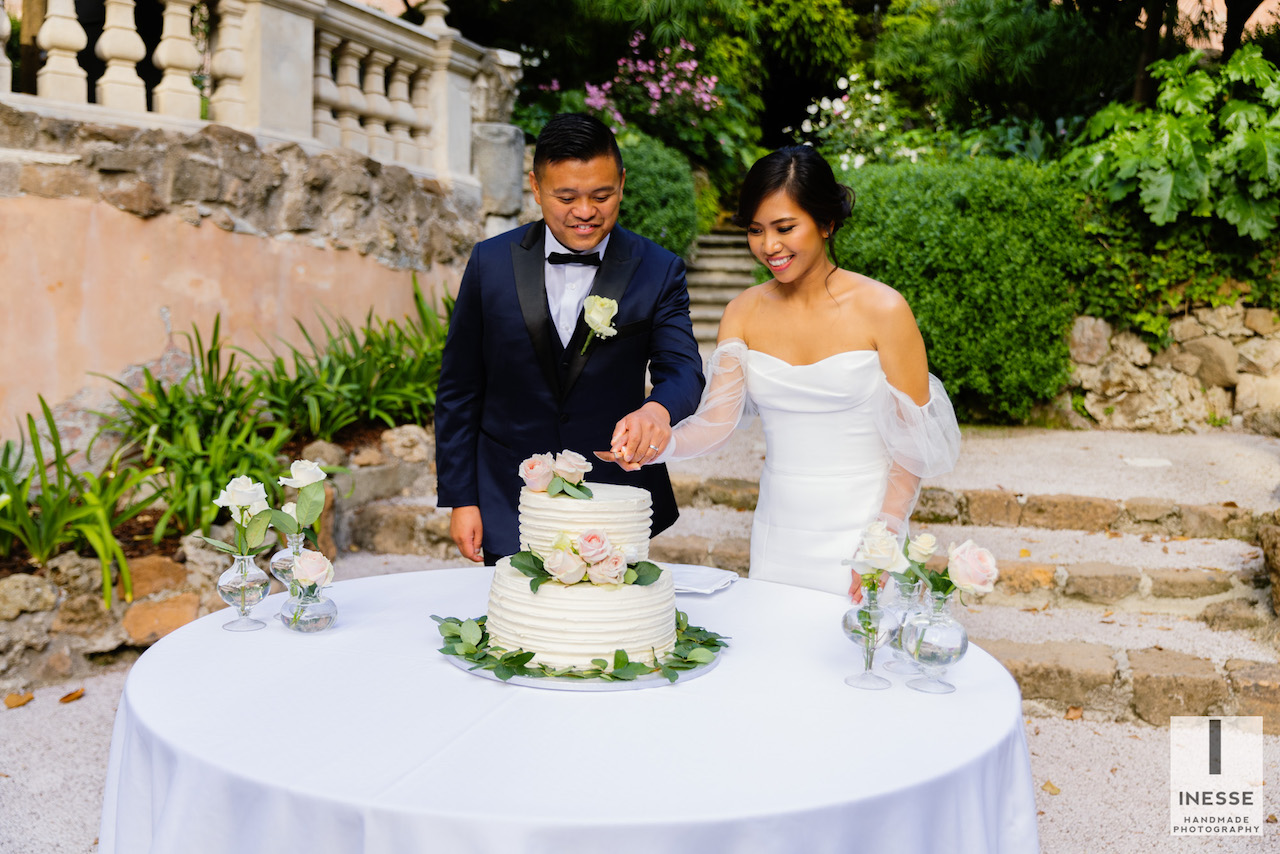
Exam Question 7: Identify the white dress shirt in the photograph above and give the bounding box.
[544,226,610,348]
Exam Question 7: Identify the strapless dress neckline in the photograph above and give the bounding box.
[747,349,878,368]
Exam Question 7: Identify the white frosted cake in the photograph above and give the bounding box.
[517,482,653,562]
[485,483,677,669]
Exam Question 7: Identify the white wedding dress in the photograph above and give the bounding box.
[662,339,961,596]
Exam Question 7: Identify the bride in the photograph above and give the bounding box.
[612,146,961,599]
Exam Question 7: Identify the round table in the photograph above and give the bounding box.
[99,568,1039,854]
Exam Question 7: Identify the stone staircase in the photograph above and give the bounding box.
[685,230,756,348]
[336,424,1280,732]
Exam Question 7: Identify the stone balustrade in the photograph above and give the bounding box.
[0,0,523,201]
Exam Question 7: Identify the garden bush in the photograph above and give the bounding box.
[618,131,697,255]
[835,159,1089,421]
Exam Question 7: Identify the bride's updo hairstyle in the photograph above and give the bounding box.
[733,145,855,265]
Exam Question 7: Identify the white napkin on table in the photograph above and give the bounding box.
[669,565,739,594]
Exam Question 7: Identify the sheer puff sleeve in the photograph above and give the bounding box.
[657,338,752,463]
[872,373,962,536]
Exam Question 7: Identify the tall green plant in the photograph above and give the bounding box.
[1068,46,1280,240]
[249,277,449,441]
[0,398,160,606]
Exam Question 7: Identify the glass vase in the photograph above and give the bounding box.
[279,585,337,633]
[217,554,271,632]
[901,590,969,694]
[840,581,897,690]
[268,532,308,589]
[882,576,925,675]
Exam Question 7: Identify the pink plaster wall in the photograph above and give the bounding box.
[0,196,463,437]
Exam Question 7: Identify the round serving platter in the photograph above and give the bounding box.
[444,649,722,692]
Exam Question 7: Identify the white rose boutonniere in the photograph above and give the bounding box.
[581,295,619,355]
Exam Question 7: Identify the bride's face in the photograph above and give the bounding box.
[745,190,830,285]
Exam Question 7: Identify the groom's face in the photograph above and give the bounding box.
[530,155,625,253]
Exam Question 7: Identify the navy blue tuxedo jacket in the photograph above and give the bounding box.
[434,222,705,557]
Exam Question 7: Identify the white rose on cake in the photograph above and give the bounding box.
[553,450,592,485]
[544,547,587,585]
[519,453,556,492]
[586,551,628,585]
[575,529,613,564]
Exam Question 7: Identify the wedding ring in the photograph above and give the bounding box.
[648,445,659,451]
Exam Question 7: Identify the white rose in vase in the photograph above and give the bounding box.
[907,533,938,564]
[853,525,910,574]
[947,540,998,593]
[279,460,327,489]
[213,476,269,524]
[292,550,334,591]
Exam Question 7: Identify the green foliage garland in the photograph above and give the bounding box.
[434,612,727,683]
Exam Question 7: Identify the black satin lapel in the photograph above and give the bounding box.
[511,228,559,397]
[561,235,641,399]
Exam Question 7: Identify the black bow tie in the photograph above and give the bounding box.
[548,251,602,266]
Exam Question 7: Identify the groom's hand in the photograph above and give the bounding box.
[609,401,671,471]
[450,506,484,563]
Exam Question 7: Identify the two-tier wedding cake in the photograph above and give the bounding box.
[483,451,677,669]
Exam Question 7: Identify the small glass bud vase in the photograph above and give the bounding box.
[280,582,337,633]
[901,590,969,694]
[217,554,271,632]
[840,579,897,690]
[269,532,308,589]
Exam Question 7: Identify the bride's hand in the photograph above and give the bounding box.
[848,571,864,603]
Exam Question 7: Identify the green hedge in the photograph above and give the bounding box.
[618,131,697,256]
[836,159,1089,422]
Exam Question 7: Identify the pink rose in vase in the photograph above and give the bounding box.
[518,453,556,492]
[586,551,628,585]
[947,540,998,593]
[576,529,613,564]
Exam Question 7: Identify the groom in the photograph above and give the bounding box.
[434,113,705,563]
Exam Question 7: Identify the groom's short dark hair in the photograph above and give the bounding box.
[533,114,624,177]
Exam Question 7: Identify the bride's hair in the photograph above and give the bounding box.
[732,146,855,265]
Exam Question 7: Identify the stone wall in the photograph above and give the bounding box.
[1067,305,1280,433]
[0,102,484,439]
[0,424,436,695]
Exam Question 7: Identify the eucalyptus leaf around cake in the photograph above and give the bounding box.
[432,612,728,683]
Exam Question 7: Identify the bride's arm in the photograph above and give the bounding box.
[608,297,752,469]
[869,290,961,535]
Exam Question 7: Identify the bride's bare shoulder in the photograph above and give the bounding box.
[717,285,769,342]
[848,272,915,322]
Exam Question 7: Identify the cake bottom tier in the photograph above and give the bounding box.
[485,560,677,669]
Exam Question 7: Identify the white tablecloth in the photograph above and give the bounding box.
[99,568,1039,854]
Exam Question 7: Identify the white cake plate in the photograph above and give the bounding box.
[445,649,722,692]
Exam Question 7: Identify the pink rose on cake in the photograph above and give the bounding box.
[544,547,587,585]
[586,551,628,585]
[947,540,998,593]
[576,529,613,564]
[518,453,556,492]
[553,450,592,485]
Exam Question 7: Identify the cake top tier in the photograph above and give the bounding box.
[518,483,652,563]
